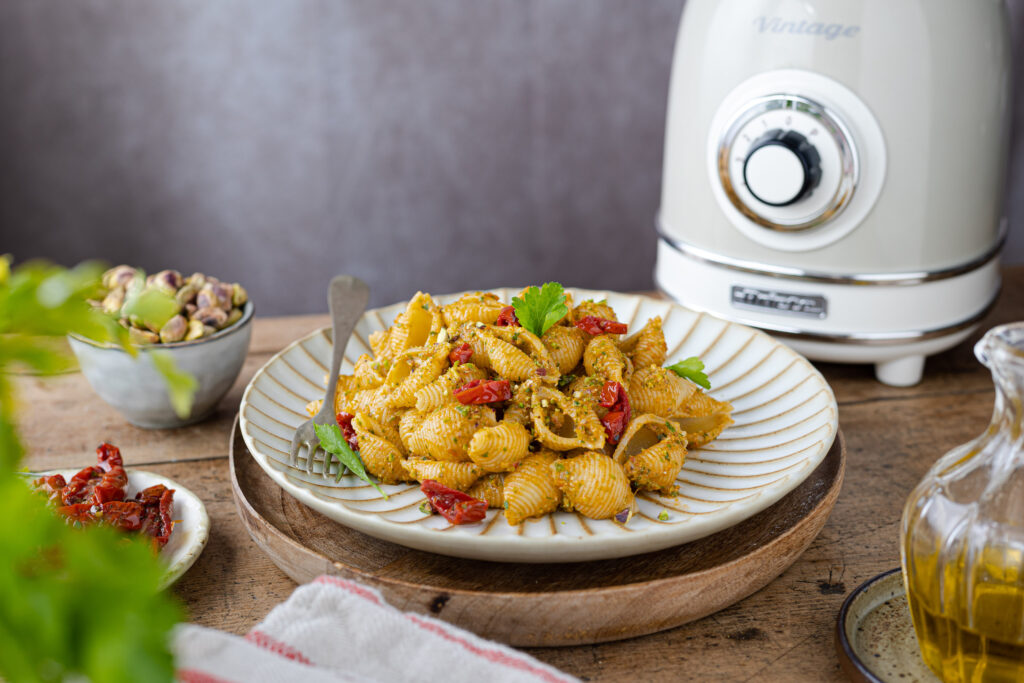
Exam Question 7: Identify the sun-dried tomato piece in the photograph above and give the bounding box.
[454,379,512,405]
[420,480,487,525]
[495,306,520,327]
[96,501,144,532]
[574,316,628,336]
[448,342,473,365]
[335,412,359,450]
[599,381,631,444]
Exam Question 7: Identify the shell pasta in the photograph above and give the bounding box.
[307,286,734,525]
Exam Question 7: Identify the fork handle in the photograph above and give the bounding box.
[317,276,370,424]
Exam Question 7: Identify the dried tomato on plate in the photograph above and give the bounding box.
[454,379,512,405]
[599,381,631,444]
[495,306,520,327]
[448,342,473,365]
[335,412,359,451]
[420,480,488,525]
[574,316,628,336]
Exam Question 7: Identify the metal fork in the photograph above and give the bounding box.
[289,275,370,476]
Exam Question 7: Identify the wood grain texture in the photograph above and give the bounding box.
[13,270,1023,681]
[230,420,844,646]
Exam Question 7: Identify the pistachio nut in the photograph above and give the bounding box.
[194,306,228,328]
[224,307,243,328]
[184,318,205,341]
[209,282,233,312]
[186,272,207,289]
[101,287,125,315]
[149,269,183,294]
[159,315,188,343]
[202,324,218,337]
[128,327,160,345]
[196,285,221,311]
[231,283,248,307]
[185,302,198,316]
[102,265,137,290]
[175,281,199,307]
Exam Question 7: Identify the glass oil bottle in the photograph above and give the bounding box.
[902,323,1024,682]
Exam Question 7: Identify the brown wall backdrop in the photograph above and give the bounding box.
[2,1,1023,314]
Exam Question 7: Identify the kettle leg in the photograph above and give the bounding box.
[875,356,925,387]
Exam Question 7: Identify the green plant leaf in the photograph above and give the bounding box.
[121,286,179,333]
[666,356,711,389]
[511,282,568,338]
[313,422,387,497]
[149,351,199,419]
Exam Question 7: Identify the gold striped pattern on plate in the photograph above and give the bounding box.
[239,288,838,563]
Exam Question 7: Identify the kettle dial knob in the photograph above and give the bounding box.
[715,94,859,233]
[742,129,822,207]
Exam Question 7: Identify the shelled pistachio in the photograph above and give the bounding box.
[95,266,248,345]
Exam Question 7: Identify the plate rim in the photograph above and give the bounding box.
[239,288,839,562]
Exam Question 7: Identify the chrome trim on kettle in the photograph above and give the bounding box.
[655,281,1001,346]
[655,223,1006,286]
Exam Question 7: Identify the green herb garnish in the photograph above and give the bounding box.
[666,356,711,389]
[658,511,670,521]
[313,422,388,497]
[512,282,568,338]
[557,373,576,388]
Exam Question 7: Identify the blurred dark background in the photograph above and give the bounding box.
[2,0,1023,314]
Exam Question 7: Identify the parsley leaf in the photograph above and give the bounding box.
[666,356,711,389]
[512,282,568,338]
[314,422,388,497]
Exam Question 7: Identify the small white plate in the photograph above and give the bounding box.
[240,288,838,563]
[48,469,210,589]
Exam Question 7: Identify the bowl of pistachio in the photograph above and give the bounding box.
[68,265,254,429]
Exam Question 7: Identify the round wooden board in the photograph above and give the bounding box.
[229,418,845,647]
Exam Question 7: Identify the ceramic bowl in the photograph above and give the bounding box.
[69,302,254,429]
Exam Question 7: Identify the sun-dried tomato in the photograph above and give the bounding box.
[454,379,512,405]
[335,412,359,450]
[448,342,473,365]
[599,381,631,444]
[495,306,520,327]
[574,316,628,336]
[420,480,488,524]
[96,501,145,532]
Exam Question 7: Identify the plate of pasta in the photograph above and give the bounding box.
[239,286,837,563]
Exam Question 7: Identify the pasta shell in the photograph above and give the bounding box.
[305,399,322,417]
[337,386,403,445]
[386,344,449,408]
[584,334,633,385]
[398,409,427,452]
[386,292,436,359]
[669,391,734,448]
[467,473,505,509]
[406,403,497,461]
[353,354,387,390]
[611,413,679,465]
[488,326,559,383]
[551,451,634,520]
[530,385,605,451]
[468,421,531,472]
[482,334,538,382]
[542,325,586,375]
[629,366,697,417]
[414,362,487,413]
[369,328,391,361]
[352,413,409,483]
[441,292,504,327]
[504,451,562,525]
[624,434,687,493]
[619,317,667,369]
[404,457,483,491]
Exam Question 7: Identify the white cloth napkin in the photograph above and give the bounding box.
[173,575,578,683]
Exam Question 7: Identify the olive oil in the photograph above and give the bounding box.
[906,549,1024,683]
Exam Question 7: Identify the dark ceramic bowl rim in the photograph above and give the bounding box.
[68,301,254,350]
[834,566,903,683]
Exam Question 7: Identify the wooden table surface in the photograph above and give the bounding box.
[16,268,1024,681]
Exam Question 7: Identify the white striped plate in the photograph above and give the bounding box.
[239,289,838,563]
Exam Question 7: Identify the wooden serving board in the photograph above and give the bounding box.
[230,419,845,647]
